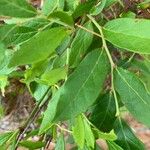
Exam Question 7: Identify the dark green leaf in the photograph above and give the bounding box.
[113,118,145,150]
[72,1,94,19]
[0,0,37,18]
[107,141,123,150]
[114,67,150,127]
[103,18,150,54]
[0,43,5,64]
[9,27,68,67]
[19,141,45,149]
[69,21,93,67]
[90,93,116,132]
[40,49,109,133]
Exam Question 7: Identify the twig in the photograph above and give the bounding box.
[15,87,51,149]
[87,15,120,117]
[75,23,102,38]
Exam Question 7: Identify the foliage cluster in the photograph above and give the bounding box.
[0,0,150,149]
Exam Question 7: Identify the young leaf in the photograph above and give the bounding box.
[103,18,150,54]
[107,141,123,150]
[93,129,117,141]
[9,27,68,67]
[72,115,85,149]
[113,118,145,150]
[42,0,59,15]
[0,0,37,18]
[19,141,45,149]
[38,67,67,86]
[55,134,65,150]
[0,24,37,46]
[40,49,109,133]
[114,67,150,127]
[69,21,93,67]
[83,119,95,149]
[90,93,116,132]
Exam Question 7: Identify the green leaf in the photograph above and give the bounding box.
[72,1,95,19]
[0,24,37,46]
[90,0,107,16]
[0,43,5,64]
[69,21,93,67]
[113,118,145,150]
[9,27,68,67]
[23,60,49,84]
[72,115,85,149]
[83,119,95,149]
[65,0,80,11]
[90,93,116,132]
[38,67,67,86]
[55,134,65,150]
[0,0,37,18]
[114,67,150,127]
[105,0,117,8]
[42,0,59,15]
[138,0,150,9]
[93,129,117,141]
[19,141,45,149]
[121,11,136,18]
[103,18,150,54]
[0,50,15,75]
[29,83,49,102]
[0,132,14,146]
[48,11,74,27]
[40,49,109,133]
[107,141,123,150]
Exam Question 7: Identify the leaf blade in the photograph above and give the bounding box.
[114,67,150,127]
[0,0,37,18]
[9,27,68,67]
[103,18,150,54]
